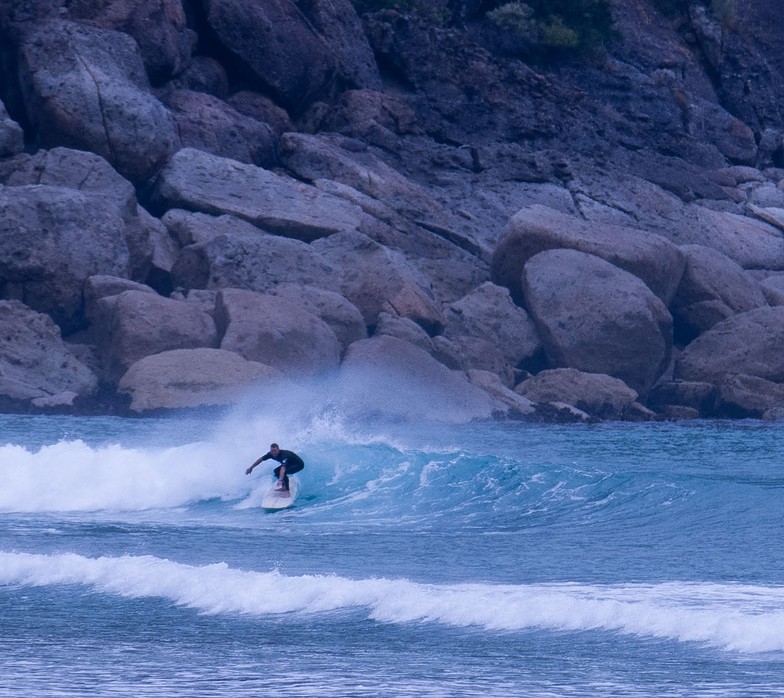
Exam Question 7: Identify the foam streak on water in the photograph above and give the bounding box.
[1,551,782,654]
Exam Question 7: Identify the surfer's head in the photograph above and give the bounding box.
[270,443,280,454]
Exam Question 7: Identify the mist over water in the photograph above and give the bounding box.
[1,375,784,695]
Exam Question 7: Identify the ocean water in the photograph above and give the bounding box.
[1,391,783,696]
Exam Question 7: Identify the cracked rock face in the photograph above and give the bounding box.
[17,19,178,182]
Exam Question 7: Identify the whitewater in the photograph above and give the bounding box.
[1,389,782,696]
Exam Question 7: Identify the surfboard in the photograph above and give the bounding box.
[260,476,300,511]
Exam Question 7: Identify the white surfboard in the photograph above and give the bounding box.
[260,476,300,511]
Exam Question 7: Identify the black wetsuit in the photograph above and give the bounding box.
[260,449,304,490]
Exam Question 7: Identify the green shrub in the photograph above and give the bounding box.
[539,15,579,48]
[487,0,614,58]
[710,0,738,26]
[487,1,536,39]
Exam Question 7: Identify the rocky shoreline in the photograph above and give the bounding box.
[2,0,784,423]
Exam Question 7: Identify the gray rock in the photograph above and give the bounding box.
[687,97,757,165]
[679,207,784,269]
[0,147,137,219]
[270,283,367,351]
[647,380,717,414]
[657,405,701,420]
[226,91,294,135]
[66,0,196,84]
[465,369,535,417]
[323,89,419,136]
[84,275,155,325]
[671,244,769,343]
[124,205,179,284]
[748,204,784,234]
[161,90,277,167]
[280,133,471,236]
[759,273,784,305]
[0,185,131,332]
[96,290,218,380]
[31,391,80,409]
[446,336,515,386]
[675,306,784,385]
[492,205,686,305]
[215,289,340,376]
[715,373,784,418]
[0,300,97,404]
[375,312,433,352]
[522,249,672,396]
[762,406,784,421]
[166,56,229,98]
[443,282,541,367]
[312,230,444,332]
[152,148,362,241]
[118,348,281,412]
[514,368,640,420]
[165,210,341,293]
[746,182,784,208]
[297,0,381,91]
[17,20,179,182]
[0,99,24,157]
[204,0,335,112]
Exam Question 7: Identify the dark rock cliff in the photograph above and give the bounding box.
[2,0,784,421]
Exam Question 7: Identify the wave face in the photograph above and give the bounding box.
[1,409,784,696]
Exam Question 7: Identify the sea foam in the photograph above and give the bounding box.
[0,439,250,512]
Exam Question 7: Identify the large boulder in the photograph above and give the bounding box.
[442,282,541,367]
[670,244,769,343]
[714,373,784,418]
[117,348,280,412]
[297,0,382,91]
[675,307,784,385]
[337,335,498,423]
[215,289,341,376]
[66,0,196,84]
[522,249,673,396]
[491,205,686,305]
[151,148,362,241]
[165,210,341,293]
[0,185,131,332]
[673,207,784,270]
[269,283,367,350]
[203,0,335,113]
[312,230,444,332]
[0,147,180,289]
[514,368,643,420]
[0,300,97,406]
[0,147,137,219]
[83,275,155,326]
[17,20,179,182]
[95,290,218,379]
[161,90,278,167]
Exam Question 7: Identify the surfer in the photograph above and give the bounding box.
[246,443,305,493]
